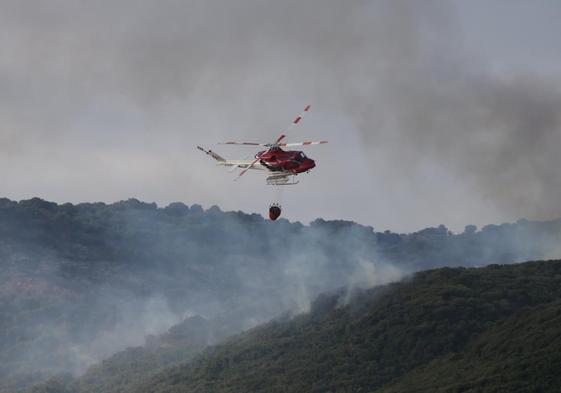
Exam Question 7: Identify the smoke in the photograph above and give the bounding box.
[278,220,404,313]
[2,197,561,392]
[0,0,560,230]
[0,199,406,385]
[349,48,561,223]
[66,293,182,372]
[4,280,184,377]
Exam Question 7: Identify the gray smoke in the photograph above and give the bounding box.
[1,1,560,229]
[2,195,560,392]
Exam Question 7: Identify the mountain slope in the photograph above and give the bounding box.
[72,315,227,393]
[379,300,561,393]
[2,197,561,391]
[124,260,561,393]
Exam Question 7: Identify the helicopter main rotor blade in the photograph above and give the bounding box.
[219,142,266,146]
[278,140,328,147]
[234,157,261,181]
[274,104,311,145]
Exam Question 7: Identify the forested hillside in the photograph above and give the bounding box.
[381,299,561,392]
[84,260,561,393]
[1,197,560,391]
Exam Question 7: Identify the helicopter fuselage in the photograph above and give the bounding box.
[256,147,316,173]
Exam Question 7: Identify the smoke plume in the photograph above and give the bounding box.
[1,1,560,230]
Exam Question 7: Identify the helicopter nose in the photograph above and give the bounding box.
[306,159,315,170]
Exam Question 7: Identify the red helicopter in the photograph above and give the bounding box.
[197,105,327,185]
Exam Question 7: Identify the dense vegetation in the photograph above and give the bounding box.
[1,197,560,391]
[90,260,561,392]
[381,299,561,392]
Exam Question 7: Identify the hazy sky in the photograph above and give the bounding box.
[1,0,560,232]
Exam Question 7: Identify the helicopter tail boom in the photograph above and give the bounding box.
[197,146,226,162]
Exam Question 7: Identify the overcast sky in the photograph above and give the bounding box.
[1,0,560,232]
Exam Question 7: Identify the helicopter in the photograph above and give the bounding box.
[197,105,327,185]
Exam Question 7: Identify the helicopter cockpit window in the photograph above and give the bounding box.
[298,152,307,161]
